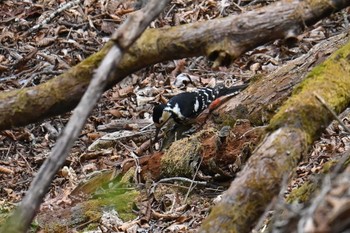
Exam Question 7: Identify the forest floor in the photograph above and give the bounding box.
[0,0,349,232]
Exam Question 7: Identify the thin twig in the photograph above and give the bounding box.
[298,175,331,232]
[27,0,82,34]
[157,177,207,186]
[184,156,203,202]
[332,149,350,177]
[150,176,207,198]
[314,92,350,134]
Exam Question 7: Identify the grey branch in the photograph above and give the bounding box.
[0,0,170,232]
[28,0,82,34]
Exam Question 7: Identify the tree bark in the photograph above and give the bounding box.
[199,39,350,233]
[0,0,349,130]
[223,32,350,126]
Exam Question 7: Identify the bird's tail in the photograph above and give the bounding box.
[216,83,248,97]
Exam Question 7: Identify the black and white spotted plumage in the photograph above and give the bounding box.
[152,84,247,127]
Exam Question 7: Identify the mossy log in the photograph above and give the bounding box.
[0,0,349,130]
[199,38,350,233]
[223,32,350,126]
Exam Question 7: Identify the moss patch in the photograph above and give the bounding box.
[286,180,318,203]
[36,174,139,232]
[161,129,217,178]
[286,159,342,204]
[161,135,201,178]
[269,41,350,144]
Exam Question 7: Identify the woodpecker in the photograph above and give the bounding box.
[152,84,247,140]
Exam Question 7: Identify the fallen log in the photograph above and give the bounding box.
[0,0,349,130]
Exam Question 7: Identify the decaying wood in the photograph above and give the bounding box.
[0,0,349,130]
[199,39,350,233]
[201,127,307,233]
[223,32,350,125]
[120,121,262,182]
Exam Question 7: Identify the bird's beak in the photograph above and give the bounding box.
[153,116,171,143]
[153,111,172,143]
[154,126,161,142]
[153,121,166,142]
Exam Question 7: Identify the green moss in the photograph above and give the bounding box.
[89,176,139,221]
[120,167,136,183]
[321,160,338,173]
[0,203,14,227]
[161,129,217,178]
[29,220,40,233]
[85,189,138,221]
[82,222,99,231]
[33,174,139,232]
[217,114,237,127]
[161,136,201,178]
[249,73,265,83]
[286,181,318,203]
[84,210,102,221]
[249,103,280,126]
[287,159,341,204]
[269,41,350,144]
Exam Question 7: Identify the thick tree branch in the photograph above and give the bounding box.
[0,0,349,130]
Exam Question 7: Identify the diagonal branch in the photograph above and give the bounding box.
[0,0,170,232]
